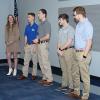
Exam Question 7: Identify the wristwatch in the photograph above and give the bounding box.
[83,55,87,58]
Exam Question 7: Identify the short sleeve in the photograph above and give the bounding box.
[44,22,51,35]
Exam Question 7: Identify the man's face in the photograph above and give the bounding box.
[38,11,44,21]
[27,15,34,23]
[73,11,79,22]
[58,18,64,26]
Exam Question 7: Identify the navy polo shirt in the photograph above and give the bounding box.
[24,22,38,44]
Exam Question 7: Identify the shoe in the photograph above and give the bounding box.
[43,81,53,86]
[68,88,74,93]
[32,76,36,80]
[55,86,68,91]
[62,88,74,94]
[81,99,88,100]
[17,75,26,80]
[38,80,47,84]
[69,92,80,99]
[6,68,13,75]
[80,97,88,100]
[13,69,17,76]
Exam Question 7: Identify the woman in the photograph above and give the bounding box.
[5,14,20,76]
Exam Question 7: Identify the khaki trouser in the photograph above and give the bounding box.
[38,42,53,82]
[59,48,74,89]
[22,44,37,77]
[72,51,91,99]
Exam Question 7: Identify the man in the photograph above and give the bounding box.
[70,6,93,100]
[56,14,75,93]
[18,12,38,80]
[34,9,53,86]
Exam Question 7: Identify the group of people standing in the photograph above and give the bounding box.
[5,6,93,100]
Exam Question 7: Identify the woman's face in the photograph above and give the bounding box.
[8,15,14,23]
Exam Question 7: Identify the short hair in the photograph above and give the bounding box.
[58,13,69,23]
[73,6,86,17]
[39,9,47,17]
[27,12,35,17]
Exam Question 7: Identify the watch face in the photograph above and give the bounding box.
[83,55,87,58]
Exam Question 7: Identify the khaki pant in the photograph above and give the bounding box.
[38,42,53,82]
[72,51,91,99]
[22,44,37,77]
[59,48,74,89]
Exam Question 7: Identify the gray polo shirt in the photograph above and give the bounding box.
[58,24,75,46]
[38,20,51,38]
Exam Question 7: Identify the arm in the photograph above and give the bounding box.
[24,35,27,45]
[39,33,50,41]
[83,39,92,57]
[83,23,93,57]
[5,27,8,45]
[60,38,73,50]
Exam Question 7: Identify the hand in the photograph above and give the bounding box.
[80,55,86,62]
[6,41,13,45]
[57,49,63,56]
[33,38,39,44]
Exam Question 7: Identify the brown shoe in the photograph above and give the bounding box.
[43,81,53,86]
[68,88,74,93]
[17,75,27,80]
[80,97,88,100]
[69,92,80,99]
[32,76,36,80]
[38,80,47,84]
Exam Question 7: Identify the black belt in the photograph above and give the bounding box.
[59,46,74,51]
[76,50,84,52]
[39,40,48,44]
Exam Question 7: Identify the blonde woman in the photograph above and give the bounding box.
[5,14,20,76]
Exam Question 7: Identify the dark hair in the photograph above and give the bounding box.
[6,14,16,32]
[39,9,47,17]
[58,13,69,23]
[28,12,35,17]
[73,6,86,17]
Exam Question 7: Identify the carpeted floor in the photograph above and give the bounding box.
[0,65,100,100]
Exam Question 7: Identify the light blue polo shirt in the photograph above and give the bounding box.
[75,18,93,49]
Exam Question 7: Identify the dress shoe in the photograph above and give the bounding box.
[38,80,47,84]
[80,97,88,100]
[63,88,74,94]
[55,86,68,91]
[6,68,13,75]
[17,75,26,80]
[13,69,17,76]
[69,92,80,99]
[32,76,36,80]
[43,81,53,86]
[81,99,88,100]
[68,88,74,93]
